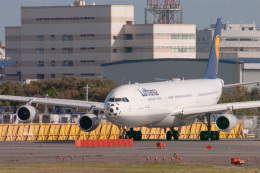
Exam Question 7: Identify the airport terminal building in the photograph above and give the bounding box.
[5,3,195,81]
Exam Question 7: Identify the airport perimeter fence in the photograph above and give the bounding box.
[0,122,244,141]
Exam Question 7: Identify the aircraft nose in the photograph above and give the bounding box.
[107,103,121,117]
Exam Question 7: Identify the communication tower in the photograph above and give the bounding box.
[145,0,183,24]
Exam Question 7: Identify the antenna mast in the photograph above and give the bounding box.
[145,0,183,24]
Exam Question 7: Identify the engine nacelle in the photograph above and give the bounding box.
[215,114,238,132]
[78,114,100,132]
[17,105,38,123]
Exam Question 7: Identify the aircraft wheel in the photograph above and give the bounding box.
[211,131,219,140]
[137,131,142,141]
[132,131,137,140]
[210,131,216,140]
[216,131,219,140]
[166,131,172,141]
[200,131,209,141]
[173,131,179,141]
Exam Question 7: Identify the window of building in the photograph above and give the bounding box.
[80,47,95,50]
[51,35,55,41]
[113,36,117,40]
[125,47,132,53]
[6,74,18,76]
[125,34,133,40]
[37,17,95,21]
[81,73,95,76]
[62,35,73,41]
[126,21,133,25]
[62,73,73,76]
[62,61,73,66]
[113,49,117,53]
[171,47,195,53]
[51,61,55,67]
[171,34,195,40]
[80,34,95,37]
[36,35,44,41]
[51,74,55,78]
[36,61,44,67]
[62,48,73,54]
[36,48,44,54]
[240,38,251,41]
[80,60,95,63]
[37,74,44,79]
[51,48,55,54]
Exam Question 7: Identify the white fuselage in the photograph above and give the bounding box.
[104,79,223,128]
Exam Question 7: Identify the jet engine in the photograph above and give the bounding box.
[215,114,238,132]
[78,114,100,132]
[17,105,38,123]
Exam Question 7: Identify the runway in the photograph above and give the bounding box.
[0,139,259,166]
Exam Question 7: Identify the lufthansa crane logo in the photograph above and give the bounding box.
[215,35,220,61]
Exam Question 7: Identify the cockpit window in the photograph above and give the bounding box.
[109,98,115,102]
[109,97,129,102]
[123,97,129,102]
[115,98,122,102]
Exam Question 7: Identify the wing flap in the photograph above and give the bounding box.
[0,95,105,111]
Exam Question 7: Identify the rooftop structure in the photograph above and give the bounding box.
[145,0,183,24]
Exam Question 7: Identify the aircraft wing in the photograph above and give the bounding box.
[180,100,260,117]
[0,95,105,111]
[223,81,260,88]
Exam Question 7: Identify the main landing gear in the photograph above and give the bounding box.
[166,127,179,141]
[200,113,219,141]
[121,127,142,141]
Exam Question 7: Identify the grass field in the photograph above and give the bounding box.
[0,163,259,173]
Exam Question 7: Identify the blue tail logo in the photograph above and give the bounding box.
[203,18,222,79]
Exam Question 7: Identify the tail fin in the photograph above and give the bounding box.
[203,18,222,79]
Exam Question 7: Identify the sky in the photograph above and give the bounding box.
[0,0,260,42]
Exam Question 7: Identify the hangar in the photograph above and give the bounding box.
[102,58,260,90]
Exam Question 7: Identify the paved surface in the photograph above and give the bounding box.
[0,139,260,166]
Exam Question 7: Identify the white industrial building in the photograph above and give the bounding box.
[5,2,195,81]
[197,22,260,59]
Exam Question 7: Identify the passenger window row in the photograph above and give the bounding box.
[109,97,129,102]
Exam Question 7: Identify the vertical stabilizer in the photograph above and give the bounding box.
[203,18,222,79]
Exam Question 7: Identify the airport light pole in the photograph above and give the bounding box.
[84,84,93,101]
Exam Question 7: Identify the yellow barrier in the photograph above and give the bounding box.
[0,122,244,141]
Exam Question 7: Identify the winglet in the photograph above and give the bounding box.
[203,18,222,79]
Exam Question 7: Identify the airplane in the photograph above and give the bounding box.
[1,18,260,141]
